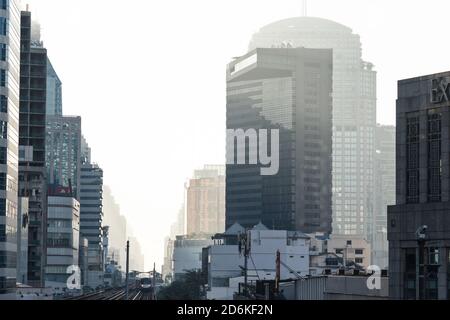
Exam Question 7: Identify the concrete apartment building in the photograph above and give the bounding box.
[186,165,225,236]
[45,195,80,293]
[389,71,450,300]
[226,47,333,234]
[79,161,104,289]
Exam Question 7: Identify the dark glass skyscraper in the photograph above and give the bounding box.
[226,48,333,234]
[0,0,21,294]
[19,10,48,287]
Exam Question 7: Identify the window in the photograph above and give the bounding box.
[355,258,363,264]
[406,114,420,203]
[0,44,6,61]
[355,249,364,255]
[0,69,6,87]
[0,0,7,10]
[0,199,5,216]
[404,248,416,300]
[0,121,6,139]
[335,249,343,254]
[0,95,6,113]
[0,17,6,36]
[0,147,5,164]
[0,173,5,190]
[427,110,442,202]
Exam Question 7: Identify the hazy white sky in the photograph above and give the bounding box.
[24,0,450,269]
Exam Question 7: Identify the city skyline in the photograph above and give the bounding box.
[22,0,450,269]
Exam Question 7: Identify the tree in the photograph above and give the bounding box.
[157,270,204,300]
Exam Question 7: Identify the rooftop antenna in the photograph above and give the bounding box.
[302,0,308,17]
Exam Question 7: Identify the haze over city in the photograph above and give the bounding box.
[23,0,450,270]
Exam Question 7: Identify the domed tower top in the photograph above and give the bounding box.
[249,16,362,61]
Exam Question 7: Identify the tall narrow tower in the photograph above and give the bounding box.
[0,0,21,295]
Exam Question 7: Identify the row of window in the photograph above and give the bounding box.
[406,111,443,203]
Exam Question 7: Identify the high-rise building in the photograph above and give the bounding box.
[79,160,104,289]
[45,195,80,292]
[0,0,20,294]
[102,185,127,270]
[170,203,186,239]
[19,10,48,287]
[388,71,450,300]
[373,124,395,269]
[45,115,81,199]
[186,165,225,236]
[46,58,62,116]
[226,47,333,233]
[128,236,145,272]
[249,17,377,239]
[81,135,91,163]
[162,237,174,283]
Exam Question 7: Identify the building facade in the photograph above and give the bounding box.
[45,196,80,292]
[205,223,310,300]
[16,197,29,285]
[45,115,81,199]
[373,124,396,269]
[172,235,214,281]
[186,165,225,236]
[388,71,450,300]
[226,47,333,233]
[46,58,62,116]
[0,0,20,294]
[249,17,377,239]
[19,10,48,286]
[79,161,104,289]
[102,185,127,270]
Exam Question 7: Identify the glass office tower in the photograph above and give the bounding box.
[0,0,21,294]
[249,17,377,239]
[226,47,333,234]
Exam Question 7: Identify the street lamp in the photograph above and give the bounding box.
[415,225,428,300]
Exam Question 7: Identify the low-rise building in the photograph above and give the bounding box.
[173,234,214,281]
[279,275,389,300]
[204,223,310,300]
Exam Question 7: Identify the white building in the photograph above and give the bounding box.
[172,235,214,280]
[45,196,80,294]
[308,233,372,275]
[205,223,310,300]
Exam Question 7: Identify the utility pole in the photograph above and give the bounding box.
[125,240,130,300]
[275,250,281,294]
[238,231,251,297]
[152,262,156,300]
